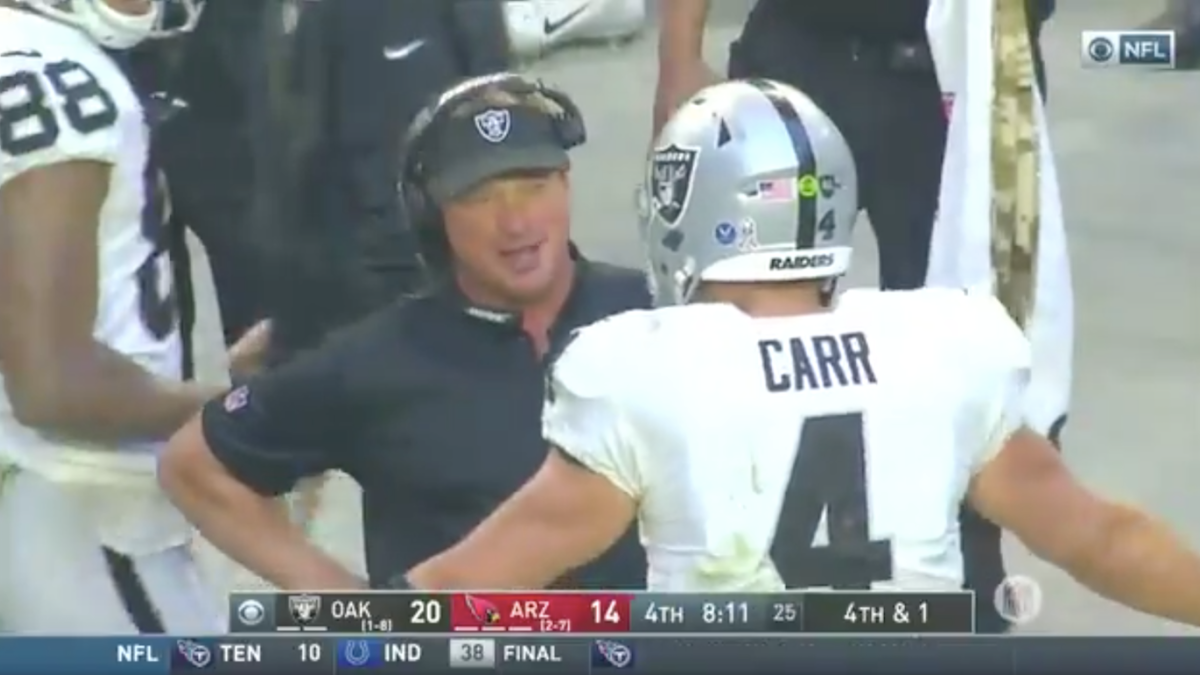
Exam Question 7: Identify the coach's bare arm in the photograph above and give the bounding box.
[161,417,365,590]
[406,447,635,589]
[160,331,377,590]
[0,161,219,442]
[970,427,1200,625]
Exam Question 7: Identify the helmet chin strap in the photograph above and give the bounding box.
[70,0,160,49]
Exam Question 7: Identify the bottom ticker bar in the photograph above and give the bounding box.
[3,636,1200,674]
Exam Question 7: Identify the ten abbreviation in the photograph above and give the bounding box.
[1082,30,1175,68]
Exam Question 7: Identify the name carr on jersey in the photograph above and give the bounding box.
[757,331,877,392]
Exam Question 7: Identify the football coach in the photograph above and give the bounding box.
[159,73,648,591]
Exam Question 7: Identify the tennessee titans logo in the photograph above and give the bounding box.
[649,144,699,226]
[593,639,633,668]
[474,109,511,143]
[176,640,211,668]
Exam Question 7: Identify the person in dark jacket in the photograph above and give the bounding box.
[268,0,515,360]
[258,0,515,523]
[1142,0,1200,69]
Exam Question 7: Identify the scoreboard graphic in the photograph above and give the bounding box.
[2,591,1191,673]
[228,590,976,635]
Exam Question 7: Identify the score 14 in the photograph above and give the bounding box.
[586,598,628,631]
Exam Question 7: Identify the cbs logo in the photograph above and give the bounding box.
[1086,35,1117,64]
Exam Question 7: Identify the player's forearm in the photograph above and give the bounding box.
[407,533,562,591]
[11,341,218,442]
[1066,503,1200,626]
[159,422,365,591]
[658,0,709,68]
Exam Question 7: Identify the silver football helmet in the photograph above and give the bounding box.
[639,79,859,306]
[17,0,203,49]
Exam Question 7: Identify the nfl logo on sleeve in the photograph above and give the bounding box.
[223,385,249,412]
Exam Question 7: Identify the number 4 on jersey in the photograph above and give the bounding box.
[769,412,893,589]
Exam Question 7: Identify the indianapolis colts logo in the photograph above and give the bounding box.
[343,640,371,666]
[474,109,511,143]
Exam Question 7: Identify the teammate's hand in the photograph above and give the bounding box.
[652,59,720,139]
[228,319,272,379]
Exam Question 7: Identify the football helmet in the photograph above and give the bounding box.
[16,0,203,49]
[639,79,859,306]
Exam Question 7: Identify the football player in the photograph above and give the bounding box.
[399,80,1200,626]
[0,0,256,634]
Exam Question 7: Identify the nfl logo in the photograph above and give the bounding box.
[288,594,322,627]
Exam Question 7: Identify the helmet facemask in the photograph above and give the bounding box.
[17,0,203,50]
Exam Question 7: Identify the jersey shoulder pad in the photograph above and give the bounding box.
[550,309,657,401]
[0,45,129,185]
[955,289,1031,371]
[544,310,657,498]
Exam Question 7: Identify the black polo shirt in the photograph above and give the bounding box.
[201,258,651,588]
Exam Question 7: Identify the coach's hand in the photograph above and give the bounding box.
[228,319,272,378]
[652,59,719,139]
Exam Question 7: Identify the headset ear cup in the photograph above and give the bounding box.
[402,182,452,269]
[537,87,587,148]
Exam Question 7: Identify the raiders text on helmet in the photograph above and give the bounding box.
[640,79,859,305]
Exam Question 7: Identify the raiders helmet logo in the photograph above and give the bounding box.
[649,144,700,226]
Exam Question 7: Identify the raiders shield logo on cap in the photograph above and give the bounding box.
[474,109,511,143]
[649,144,700,226]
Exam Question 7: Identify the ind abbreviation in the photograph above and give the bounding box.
[116,645,160,663]
[386,644,422,662]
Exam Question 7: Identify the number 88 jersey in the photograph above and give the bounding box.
[0,9,181,480]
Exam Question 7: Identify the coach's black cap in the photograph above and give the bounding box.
[422,105,569,203]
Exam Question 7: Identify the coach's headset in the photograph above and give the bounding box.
[398,72,587,269]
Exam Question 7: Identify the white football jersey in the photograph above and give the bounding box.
[544,287,1031,592]
[0,8,181,485]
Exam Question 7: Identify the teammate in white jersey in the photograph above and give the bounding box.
[400,79,1200,625]
[0,0,258,634]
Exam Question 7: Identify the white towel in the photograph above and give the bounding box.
[925,0,1074,437]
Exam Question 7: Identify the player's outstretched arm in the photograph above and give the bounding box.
[405,448,636,590]
[969,427,1200,626]
[0,162,220,442]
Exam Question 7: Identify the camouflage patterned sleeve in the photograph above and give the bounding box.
[542,321,643,499]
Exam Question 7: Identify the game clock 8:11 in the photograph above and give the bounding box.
[703,601,749,626]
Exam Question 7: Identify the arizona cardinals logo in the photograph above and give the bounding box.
[464,595,503,625]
